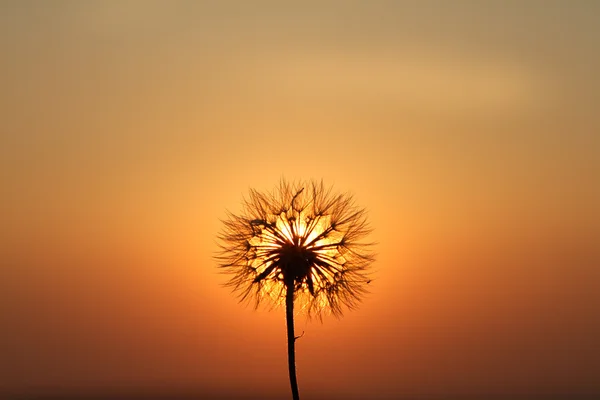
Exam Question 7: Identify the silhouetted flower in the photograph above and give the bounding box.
[216,179,375,400]
[216,179,375,318]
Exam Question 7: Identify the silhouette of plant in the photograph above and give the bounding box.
[216,179,375,400]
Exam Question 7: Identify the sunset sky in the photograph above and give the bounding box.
[1,1,599,399]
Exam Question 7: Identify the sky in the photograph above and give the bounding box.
[1,1,599,399]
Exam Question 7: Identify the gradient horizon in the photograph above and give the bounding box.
[1,1,599,399]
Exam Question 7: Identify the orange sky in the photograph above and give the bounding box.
[1,2,599,399]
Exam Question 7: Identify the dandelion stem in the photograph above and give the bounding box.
[286,280,300,400]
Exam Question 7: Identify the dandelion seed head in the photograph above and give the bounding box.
[216,179,375,319]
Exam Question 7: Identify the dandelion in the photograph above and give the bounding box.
[216,179,375,400]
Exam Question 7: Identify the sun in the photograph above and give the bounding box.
[248,208,347,312]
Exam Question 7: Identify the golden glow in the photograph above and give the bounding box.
[249,209,347,314]
[4,2,600,397]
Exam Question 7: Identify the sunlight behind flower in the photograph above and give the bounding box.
[217,179,374,318]
[250,209,348,314]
